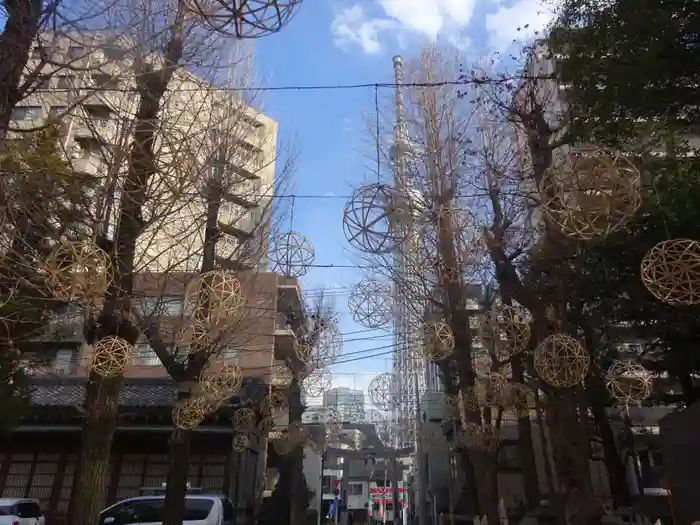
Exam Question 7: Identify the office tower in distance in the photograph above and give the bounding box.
[323,387,365,423]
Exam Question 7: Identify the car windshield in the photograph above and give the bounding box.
[183,499,214,521]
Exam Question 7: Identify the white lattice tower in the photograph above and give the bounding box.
[389,55,426,450]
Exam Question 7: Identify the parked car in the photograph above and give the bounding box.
[99,495,236,525]
[0,498,45,525]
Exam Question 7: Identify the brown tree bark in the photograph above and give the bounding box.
[511,356,541,510]
[0,0,43,137]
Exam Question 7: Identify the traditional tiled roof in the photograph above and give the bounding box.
[29,376,265,408]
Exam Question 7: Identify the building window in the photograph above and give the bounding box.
[322,476,332,494]
[37,76,52,90]
[103,46,125,61]
[49,106,67,119]
[137,296,183,316]
[11,107,43,121]
[132,344,160,367]
[68,46,84,59]
[221,345,240,362]
[348,483,363,495]
[53,349,74,374]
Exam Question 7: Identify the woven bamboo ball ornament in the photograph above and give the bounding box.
[507,383,537,417]
[368,373,397,411]
[479,305,531,360]
[270,363,293,387]
[348,278,394,329]
[176,318,222,353]
[539,148,641,240]
[197,360,243,401]
[443,394,461,419]
[534,334,591,388]
[232,433,249,452]
[268,231,315,278]
[343,183,411,254]
[172,397,208,429]
[44,241,113,301]
[481,373,512,407]
[261,390,288,415]
[641,239,700,305]
[423,322,455,360]
[272,435,296,455]
[605,359,653,404]
[233,407,256,431]
[185,270,243,321]
[90,336,132,377]
[302,368,332,397]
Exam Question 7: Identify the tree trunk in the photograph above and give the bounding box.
[69,375,122,525]
[472,451,499,525]
[163,426,193,525]
[544,393,602,525]
[511,357,540,509]
[586,376,631,509]
[0,0,43,137]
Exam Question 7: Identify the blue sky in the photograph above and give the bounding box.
[253,0,553,402]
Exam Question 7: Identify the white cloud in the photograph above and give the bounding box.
[484,0,554,49]
[331,0,474,55]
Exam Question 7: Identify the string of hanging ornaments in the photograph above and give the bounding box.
[232,433,249,453]
[479,304,531,362]
[343,183,413,254]
[422,322,455,360]
[641,239,700,305]
[268,231,315,278]
[605,359,653,405]
[539,147,641,241]
[534,333,591,388]
[183,0,302,38]
[89,336,133,378]
[44,241,113,302]
[348,278,394,329]
[368,372,397,411]
[269,363,293,387]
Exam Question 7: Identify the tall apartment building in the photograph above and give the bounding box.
[323,387,365,423]
[9,34,277,273]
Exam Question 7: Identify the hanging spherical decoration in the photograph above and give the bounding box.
[232,433,249,452]
[539,148,641,240]
[172,397,208,430]
[481,373,513,407]
[261,390,288,415]
[605,359,653,404]
[368,373,397,411]
[314,322,343,364]
[233,407,257,431]
[348,278,394,329]
[196,360,243,401]
[302,368,332,398]
[272,435,296,455]
[506,383,537,417]
[268,231,315,278]
[184,270,243,321]
[459,423,501,452]
[422,322,455,360]
[270,363,293,387]
[479,305,531,361]
[44,241,113,302]
[641,239,700,305]
[176,318,230,353]
[90,336,132,377]
[534,334,591,388]
[343,183,411,254]
[184,0,302,39]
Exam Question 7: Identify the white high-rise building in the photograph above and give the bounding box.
[323,387,365,423]
[9,33,277,272]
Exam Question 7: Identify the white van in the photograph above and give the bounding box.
[99,495,236,525]
[0,498,45,525]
